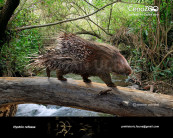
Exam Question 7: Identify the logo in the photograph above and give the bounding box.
[128,5,159,12]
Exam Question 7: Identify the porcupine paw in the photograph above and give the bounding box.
[107,83,116,87]
[83,78,92,83]
[58,77,67,81]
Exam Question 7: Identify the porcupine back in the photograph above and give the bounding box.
[31,32,119,75]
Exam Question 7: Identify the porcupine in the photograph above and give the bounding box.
[31,32,132,87]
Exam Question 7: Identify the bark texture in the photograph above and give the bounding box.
[0,77,173,117]
[0,0,20,48]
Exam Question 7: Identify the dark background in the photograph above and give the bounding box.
[0,117,172,138]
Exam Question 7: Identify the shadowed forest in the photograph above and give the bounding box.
[0,0,172,95]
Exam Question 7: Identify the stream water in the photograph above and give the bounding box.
[15,104,108,116]
[15,73,129,117]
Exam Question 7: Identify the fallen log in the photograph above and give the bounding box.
[0,77,173,116]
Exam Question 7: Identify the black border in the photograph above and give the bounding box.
[0,117,172,138]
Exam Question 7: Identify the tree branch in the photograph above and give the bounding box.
[88,18,113,36]
[14,0,119,31]
[64,1,112,36]
[0,77,173,117]
[75,30,105,41]
[158,50,173,67]
[107,4,113,33]
[70,1,95,34]
[83,0,99,9]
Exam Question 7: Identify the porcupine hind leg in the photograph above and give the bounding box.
[81,74,91,83]
[56,69,67,81]
[46,67,51,78]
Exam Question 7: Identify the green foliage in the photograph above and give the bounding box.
[126,0,173,84]
[0,0,4,4]
[0,1,42,76]
[0,0,4,10]
[0,29,41,76]
[130,48,146,73]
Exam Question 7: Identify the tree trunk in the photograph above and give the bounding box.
[0,0,20,48]
[0,77,173,117]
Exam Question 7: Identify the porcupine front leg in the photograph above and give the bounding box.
[98,73,116,87]
[56,69,67,81]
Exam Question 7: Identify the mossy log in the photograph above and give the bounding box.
[0,77,173,116]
